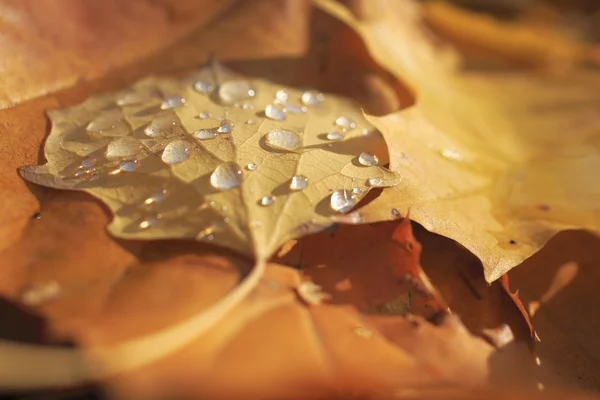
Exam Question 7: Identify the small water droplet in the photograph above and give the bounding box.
[145,115,178,137]
[21,281,61,306]
[265,129,301,151]
[335,116,356,131]
[246,163,258,171]
[144,189,168,205]
[358,152,379,167]
[391,208,400,218]
[106,137,143,159]
[290,175,308,191]
[161,140,191,165]
[326,131,344,141]
[301,90,324,106]
[216,116,226,121]
[441,149,461,161]
[210,162,242,190]
[283,103,307,114]
[197,219,227,240]
[217,119,235,133]
[116,93,149,106]
[265,104,286,121]
[241,102,254,110]
[139,216,160,229]
[367,177,383,187]
[330,190,358,213]
[87,114,129,136]
[245,119,256,125]
[81,157,96,168]
[218,80,255,105]
[194,129,218,140]
[74,168,86,177]
[160,95,186,110]
[348,211,363,224]
[198,112,211,119]
[362,128,372,135]
[260,196,275,206]
[353,326,373,339]
[32,212,41,220]
[90,172,100,181]
[119,159,140,172]
[275,89,289,103]
[193,80,214,94]
[296,281,330,306]
[352,187,362,195]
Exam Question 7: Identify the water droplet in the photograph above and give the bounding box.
[301,90,324,106]
[197,219,227,240]
[81,157,96,168]
[145,115,178,137]
[330,190,358,213]
[210,162,242,190]
[246,163,258,171]
[362,128,372,135]
[326,131,344,141]
[283,103,307,114]
[194,129,218,140]
[119,159,140,172]
[265,129,301,151]
[358,152,379,167]
[139,216,160,229]
[74,169,86,177]
[161,140,191,165]
[144,189,168,205]
[245,119,256,125]
[367,177,383,187]
[335,116,356,131]
[198,112,211,119]
[353,326,373,339]
[21,281,61,306]
[116,93,149,106]
[290,175,308,191]
[193,80,214,94]
[217,119,235,133]
[441,149,461,161]
[352,187,362,195]
[260,196,275,206]
[241,102,254,110]
[275,89,289,103]
[106,137,143,158]
[87,114,129,136]
[216,116,226,121]
[90,172,100,181]
[348,211,363,224]
[296,281,330,306]
[161,95,185,110]
[218,80,255,105]
[391,208,400,218]
[265,104,286,121]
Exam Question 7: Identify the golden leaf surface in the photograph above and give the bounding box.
[318,0,600,282]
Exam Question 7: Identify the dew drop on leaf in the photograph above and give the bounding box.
[265,129,301,151]
[367,177,383,187]
[161,95,186,110]
[330,189,358,213]
[352,187,362,195]
[116,93,150,107]
[217,119,235,134]
[265,104,286,121]
[198,112,211,119]
[335,116,356,131]
[139,216,160,229]
[86,114,129,136]
[260,196,275,207]
[358,152,379,167]
[275,89,289,103]
[105,137,143,159]
[218,80,255,105]
[194,129,218,140]
[145,115,178,137]
[326,132,344,141]
[119,159,140,172]
[193,80,214,94]
[246,163,258,171]
[161,140,191,165]
[283,103,307,114]
[210,162,242,190]
[290,175,308,191]
[144,189,168,205]
[301,90,324,106]
[21,281,61,306]
[245,119,256,125]
[81,157,96,168]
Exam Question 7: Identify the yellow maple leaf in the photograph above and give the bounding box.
[317,0,600,282]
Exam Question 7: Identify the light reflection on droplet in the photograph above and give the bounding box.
[330,189,358,213]
[265,104,286,121]
[290,175,308,191]
[218,80,256,105]
[105,137,143,159]
[246,163,257,171]
[265,129,301,151]
[326,132,344,141]
[217,119,235,134]
[193,80,214,94]
[144,189,168,205]
[260,196,275,207]
[161,95,186,110]
[119,159,140,172]
[335,116,356,131]
[210,162,242,190]
[161,140,191,165]
[358,152,379,167]
[194,129,218,140]
[301,90,324,106]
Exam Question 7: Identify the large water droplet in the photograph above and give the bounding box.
[144,189,168,205]
[330,189,358,213]
[139,215,160,229]
[358,152,379,167]
[194,129,218,140]
[218,81,255,105]
[326,131,344,141]
[81,157,96,168]
[193,80,214,94]
[275,89,289,103]
[265,104,286,121]
[301,90,324,106]
[145,115,178,137]
[265,129,301,151]
[106,137,143,159]
[87,114,129,136]
[335,116,356,131]
[119,159,140,172]
[210,162,242,190]
[217,119,234,133]
[161,95,186,110]
[260,196,275,207]
[290,175,308,191]
[246,163,257,171]
[161,140,191,165]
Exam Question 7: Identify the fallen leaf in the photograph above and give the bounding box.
[319,0,600,281]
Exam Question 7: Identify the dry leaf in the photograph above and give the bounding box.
[318,0,600,282]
